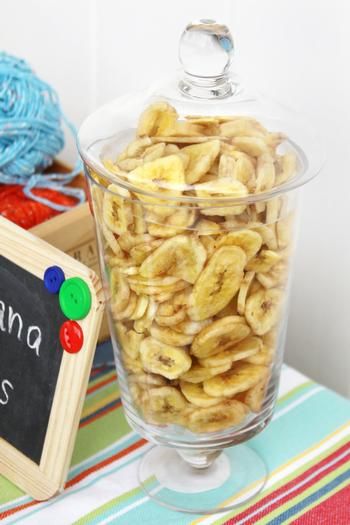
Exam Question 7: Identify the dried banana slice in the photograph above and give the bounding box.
[118,136,152,160]
[218,153,236,179]
[246,250,281,273]
[150,323,194,346]
[155,308,187,327]
[232,137,269,157]
[216,230,262,260]
[191,316,251,358]
[245,288,283,335]
[276,214,294,249]
[244,344,274,365]
[142,142,166,162]
[200,236,216,258]
[187,399,248,433]
[239,375,270,412]
[110,269,130,313]
[140,337,192,379]
[172,319,212,335]
[188,246,246,321]
[148,208,196,237]
[195,178,248,216]
[130,295,149,320]
[102,223,123,256]
[266,197,281,225]
[130,239,163,264]
[196,219,222,236]
[129,372,167,387]
[139,234,207,284]
[145,386,188,424]
[180,381,224,408]
[113,291,137,320]
[122,353,143,374]
[180,361,231,383]
[134,298,158,333]
[275,152,297,186]
[137,102,178,137]
[198,336,262,368]
[182,140,221,184]
[255,154,275,193]
[256,261,288,289]
[127,155,185,217]
[118,233,154,252]
[129,279,189,296]
[252,224,278,251]
[203,362,268,397]
[220,117,268,138]
[237,271,256,315]
[103,184,133,234]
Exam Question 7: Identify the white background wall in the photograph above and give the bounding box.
[1,0,349,396]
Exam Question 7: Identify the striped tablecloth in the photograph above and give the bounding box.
[0,362,349,524]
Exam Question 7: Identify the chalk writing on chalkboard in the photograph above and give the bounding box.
[0,255,65,464]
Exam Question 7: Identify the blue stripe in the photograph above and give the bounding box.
[268,468,350,524]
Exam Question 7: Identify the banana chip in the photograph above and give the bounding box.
[245,288,283,335]
[145,386,188,424]
[181,361,232,384]
[182,140,221,184]
[140,337,192,379]
[187,399,248,433]
[137,102,178,137]
[188,246,246,320]
[140,234,207,284]
[203,362,268,397]
[216,230,262,260]
[239,374,270,412]
[198,336,262,368]
[103,184,133,234]
[180,381,224,408]
[150,322,194,346]
[237,271,255,315]
[246,249,281,273]
[191,316,251,358]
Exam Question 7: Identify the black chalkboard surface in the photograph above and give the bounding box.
[0,254,65,464]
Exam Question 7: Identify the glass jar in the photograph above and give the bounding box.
[78,19,322,514]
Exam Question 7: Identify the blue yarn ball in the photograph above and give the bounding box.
[0,52,64,177]
[0,52,84,211]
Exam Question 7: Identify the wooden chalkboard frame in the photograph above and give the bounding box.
[0,216,105,500]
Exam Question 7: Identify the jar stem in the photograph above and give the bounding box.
[177,448,222,470]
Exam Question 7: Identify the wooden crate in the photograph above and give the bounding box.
[30,170,110,343]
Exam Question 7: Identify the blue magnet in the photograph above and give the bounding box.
[44,265,65,294]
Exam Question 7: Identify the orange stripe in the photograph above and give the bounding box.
[86,374,117,395]
[0,438,147,520]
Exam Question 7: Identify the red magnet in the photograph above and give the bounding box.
[59,320,84,354]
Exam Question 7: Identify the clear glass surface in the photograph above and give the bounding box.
[78,18,322,514]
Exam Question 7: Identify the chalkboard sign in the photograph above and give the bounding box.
[0,217,104,500]
[0,255,66,464]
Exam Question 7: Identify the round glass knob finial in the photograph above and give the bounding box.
[179,19,233,78]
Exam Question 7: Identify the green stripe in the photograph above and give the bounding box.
[254,462,349,525]
[71,409,131,466]
[211,434,350,525]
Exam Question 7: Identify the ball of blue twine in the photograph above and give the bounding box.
[0,52,85,211]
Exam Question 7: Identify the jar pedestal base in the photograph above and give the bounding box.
[138,444,267,515]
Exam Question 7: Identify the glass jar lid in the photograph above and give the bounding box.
[78,19,323,203]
